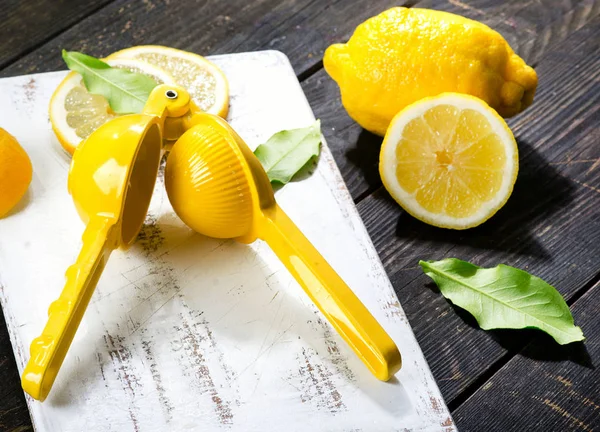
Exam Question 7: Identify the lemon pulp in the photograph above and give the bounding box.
[50,46,229,155]
[380,93,518,229]
[133,53,217,112]
[64,83,115,140]
[108,46,228,117]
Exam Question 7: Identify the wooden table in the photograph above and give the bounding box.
[0,0,598,430]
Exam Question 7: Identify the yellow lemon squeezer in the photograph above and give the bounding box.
[22,85,401,402]
[165,113,402,381]
[21,85,191,401]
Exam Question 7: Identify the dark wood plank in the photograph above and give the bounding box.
[301,0,600,202]
[0,0,411,79]
[415,0,600,65]
[0,390,31,432]
[0,1,412,428]
[354,14,600,406]
[0,0,114,70]
[452,280,600,431]
[1,1,599,429]
[0,1,420,429]
[302,71,383,202]
[0,307,31,431]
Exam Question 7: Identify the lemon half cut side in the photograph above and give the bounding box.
[49,58,176,155]
[108,45,229,118]
[49,46,229,155]
[379,93,519,230]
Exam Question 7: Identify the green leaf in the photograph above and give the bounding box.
[254,120,322,184]
[62,50,157,114]
[419,258,584,345]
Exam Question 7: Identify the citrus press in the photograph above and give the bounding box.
[22,84,190,401]
[23,85,401,402]
[165,113,402,381]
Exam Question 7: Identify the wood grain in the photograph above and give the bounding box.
[0,0,114,69]
[0,1,599,431]
[0,307,31,432]
[415,0,600,64]
[301,71,383,203]
[0,52,453,432]
[301,0,600,203]
[355,14,600,407]
[0,0,410,79]
[452,280,600,432]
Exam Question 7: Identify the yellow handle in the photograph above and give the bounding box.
[259,205,401,381]
[22,217,117,401]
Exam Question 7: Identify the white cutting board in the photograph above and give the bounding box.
[0,51,454,432]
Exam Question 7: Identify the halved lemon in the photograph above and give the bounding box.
[49,58,176,154]
[379,93,518,229]
[108,45,229,118]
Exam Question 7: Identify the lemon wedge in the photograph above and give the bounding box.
[379,93,518,229]
[108,45,229,118]
[49,58,176,155]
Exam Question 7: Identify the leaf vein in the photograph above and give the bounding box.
[68,55,147,104]
[424,265,578,337]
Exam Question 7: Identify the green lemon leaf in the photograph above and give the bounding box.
[62,50,158,114]
[254,120,321,184]
[420,258,584,345]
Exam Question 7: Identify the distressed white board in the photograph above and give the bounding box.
[0,51,455,432]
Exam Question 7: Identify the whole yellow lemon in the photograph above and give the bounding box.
[324,7,538,136]
[0,128,32,218]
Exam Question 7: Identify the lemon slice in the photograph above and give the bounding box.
[49,58,176,155]
[108,45,229,118]
[379,93,518,229]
